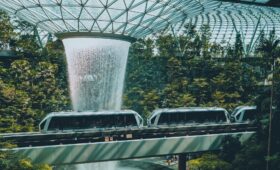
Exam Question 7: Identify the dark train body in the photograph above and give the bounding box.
[147,107,231,127]
[39,110,143,132]
[231,106,257,123]
[39,107,234,133]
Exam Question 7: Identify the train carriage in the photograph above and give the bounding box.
[39,110,143,133]
[231,106,257,123]
[147,107,231,127]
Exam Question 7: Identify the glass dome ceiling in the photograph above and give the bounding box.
[1,0,280,42]
[218,0,280,6]
[174,1,280,44]
[0,0,199,39]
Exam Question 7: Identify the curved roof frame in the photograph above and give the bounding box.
[0,0,197,39]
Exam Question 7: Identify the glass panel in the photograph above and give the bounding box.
[243,109,257,121]
[158,113,170,125]
[150,116,156,125]
[39,120,46,130]
[1,0,280,43]
[124,114,138,126]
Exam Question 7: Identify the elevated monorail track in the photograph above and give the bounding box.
[0,123,257,148]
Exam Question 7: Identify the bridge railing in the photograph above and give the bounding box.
[0,123,257,147]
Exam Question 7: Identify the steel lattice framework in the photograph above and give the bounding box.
[175,1,280,44]
[0,0,200,39]
[0,0,280,43]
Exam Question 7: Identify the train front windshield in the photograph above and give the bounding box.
[158,110,227,125]
[48,114,138,131]
[39,120,46,131]
[243,109,257,121]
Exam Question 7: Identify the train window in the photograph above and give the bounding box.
[114,115,125,127]
[153,109,228,126]
[48,117,62,130]
[70,116,88,129]
[181,112,187,123]
[236,113,241,120]
[243,109,256,121]
[99,115,113,128]
[205,111,226,123]
[231,108,239,116]
[174,113,182,124]
[150,116,156,124]
[46,113,140,131]
[74,117,82,128]
[124,114,137,126]
[190,111,203,123]
[39,120,46,130]
[86,115,130,129]
[187,111,226,123]
[82,116,96,129]
[176,113,186,124]
[158,112,171,125]
[91,115,104,128]
[215,111,226,122]
[201,111,208,122]
[48,116,89,131]
[81,116,89,128]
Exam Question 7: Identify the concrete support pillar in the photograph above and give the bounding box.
[178,153,187,170]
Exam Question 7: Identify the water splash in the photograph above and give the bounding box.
[74,161,118,170]
[63,38,130,111]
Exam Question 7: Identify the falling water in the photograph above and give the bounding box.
[63,38,130,111]
[71,161,118,170]
[62,38,130,169]
[54,159,173,170]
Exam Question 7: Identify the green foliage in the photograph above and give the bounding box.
[161,80,196,108]
[219,136,242,162]
[188,154,232,170]
[123,24,280,170]
[0,10,69,169]
[0,11,70,132]
[0,11,15,50]
[234,32,244,58]
[124,25,259,116]
[232,136,267,170]
[0,151,52,170]
[0,8,280,170]
[0,58,69,132]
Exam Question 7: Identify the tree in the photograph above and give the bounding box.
[188,78,211,105]
[234,32,244,59]
[188,154,232,170]
[0,11,70,132]
[219,136,242,162]
[0,11,15,50]
[0,59,69,132]
[0,151,52,170]
[161,80,196,108]
[200,25,211,58]
[232,136,267,170]
[256,29,280,77]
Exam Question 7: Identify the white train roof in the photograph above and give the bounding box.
[40,110,140,123]
[150,107,229,118]
[47,110,139,117]
[231,106,257,115]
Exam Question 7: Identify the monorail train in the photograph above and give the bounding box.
[231,106,257,123]
[147,107,231,127]
[39,110,143,132]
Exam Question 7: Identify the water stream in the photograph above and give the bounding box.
[63,38,130,111]
[54,159,174,170]
[59,38,176,169]
[62,38,132,169]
